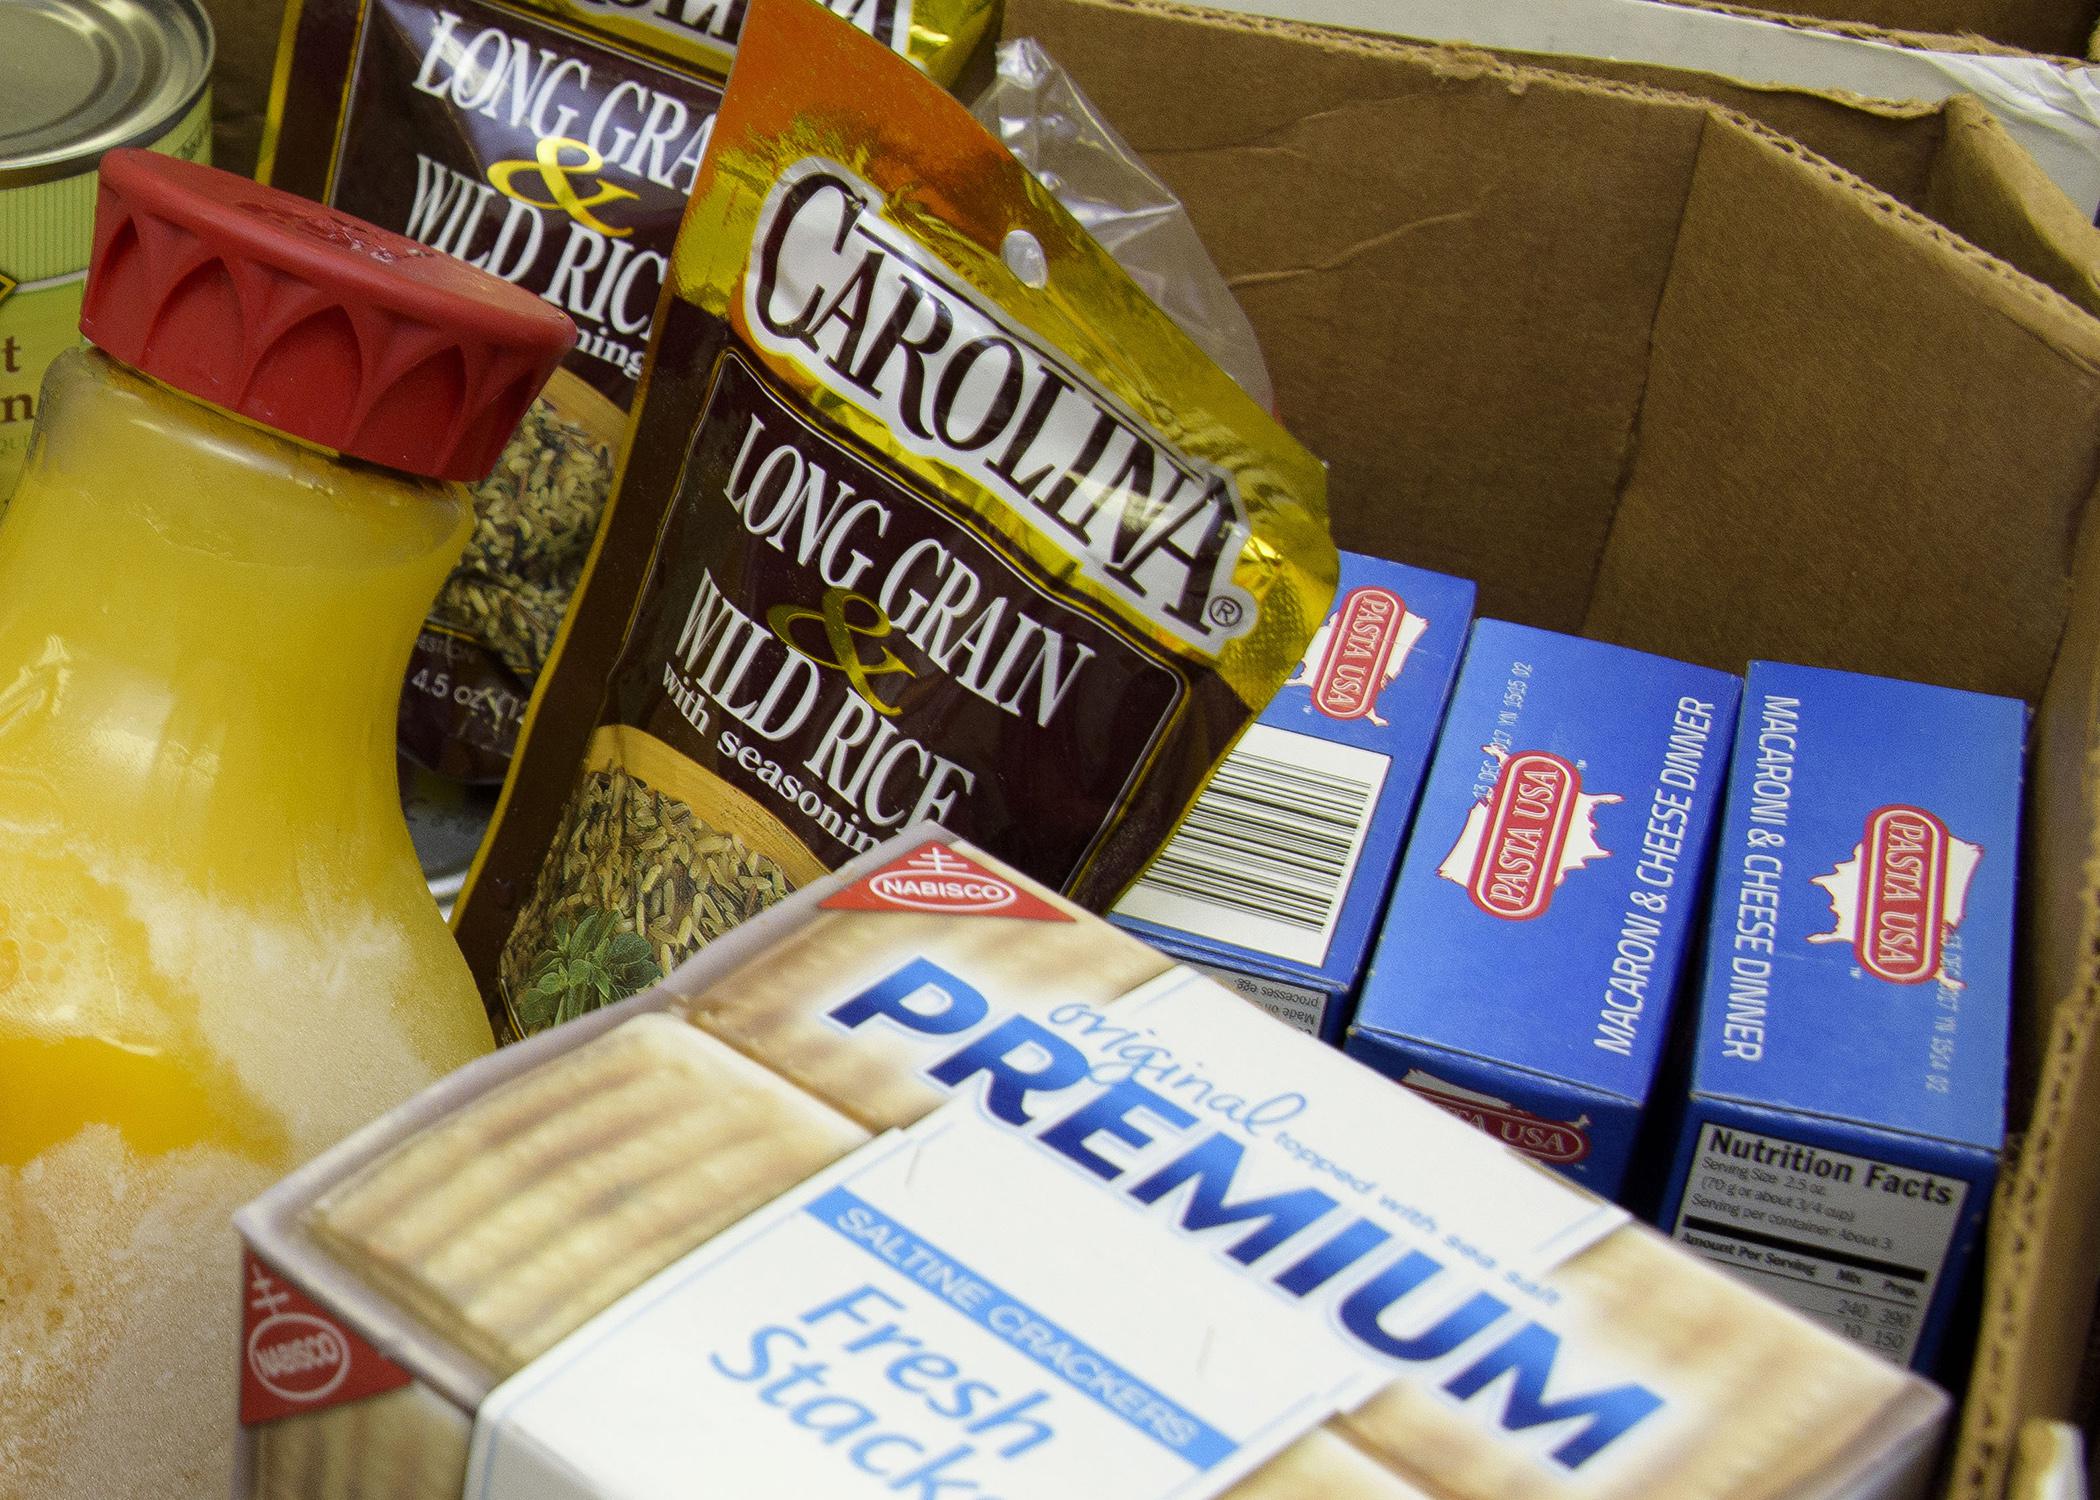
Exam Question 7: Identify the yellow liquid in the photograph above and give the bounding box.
[0,351,496,1498]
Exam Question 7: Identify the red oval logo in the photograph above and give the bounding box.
[867,871,1018,914]
[1311,586,1405,721]
[1404,1085,1591,1164]
[1468,751,1579,920]
[1857,804,1949,984]
[246,1312,351,1404]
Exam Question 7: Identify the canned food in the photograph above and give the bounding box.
[0,0,213,496]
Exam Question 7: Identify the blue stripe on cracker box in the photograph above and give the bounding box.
[1111,553,1474,1042]
[1658,661,2023,1373]
[1347,621,1738,1200]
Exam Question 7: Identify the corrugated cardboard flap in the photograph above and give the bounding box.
[1660,0,2098,64]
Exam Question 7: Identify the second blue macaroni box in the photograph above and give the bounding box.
[1347,621,1739,1199]
[1110,553,1474,1042]
[1657,662,2023,1372]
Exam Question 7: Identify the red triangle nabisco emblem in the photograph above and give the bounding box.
[822,841,1071,921]
[239,1248,412,1425]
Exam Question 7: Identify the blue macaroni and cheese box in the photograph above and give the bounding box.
[1111,553,1473,1042]
[1659,662,2023,1372]
[1346,622,1738,1200]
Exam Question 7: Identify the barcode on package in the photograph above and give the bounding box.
[1117,723,1389,967]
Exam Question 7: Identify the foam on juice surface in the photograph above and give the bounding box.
[0,839,486,1497]
[0,1130,269,1498]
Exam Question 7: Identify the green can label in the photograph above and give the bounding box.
[0,92,212,498]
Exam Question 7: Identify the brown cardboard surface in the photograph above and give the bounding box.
[1925,96,2100,314]
[1003,1,2100,1495]
[1172,0,2100,221]
[1395,44,2100,310]
[1485,43,1949,205]
[1668,0,2100,63]
[1588,117,2100,693]
[1952,466,2100,1498]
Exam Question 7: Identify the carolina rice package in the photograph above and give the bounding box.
[234,827,1947,1500]
[1110,552,1474,1042]
[1660,662,2022,1374]
[1346,622,1738,1201]
[454,0,1336,1039]
[262,0,991,782]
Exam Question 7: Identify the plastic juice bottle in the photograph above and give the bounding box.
[0,150,574,1496]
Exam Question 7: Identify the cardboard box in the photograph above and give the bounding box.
[989,4,2100,1494]
[1346,622,1737,1200]
[1659,662,2023,1374]
[1110,552,1474,1041]
[1179,0,2100,217]
[172,0,2100,1490]
[1681,0,2099,69]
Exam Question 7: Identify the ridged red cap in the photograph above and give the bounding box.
[80,150,577,482]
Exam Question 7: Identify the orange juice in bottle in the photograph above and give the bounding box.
[0,149,573,1496]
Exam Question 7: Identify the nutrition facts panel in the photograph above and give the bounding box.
[1669,1123,1967,1366]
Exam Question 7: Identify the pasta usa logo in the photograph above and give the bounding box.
[1810,805,1982,985]
[1285,584,1426,726]
[1437,746,1622,920]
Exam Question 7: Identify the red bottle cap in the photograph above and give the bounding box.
[80,149,577,483]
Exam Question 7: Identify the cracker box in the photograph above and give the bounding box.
[232,827,1948,1500]
[1346,621,1739,1200]
[1658,661,2024,1373]
[1111,553,1474,1041]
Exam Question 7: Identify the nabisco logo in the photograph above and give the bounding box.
[1285,585,1426,726]
[1401,1071,1592,1165]
[247,1314,349,1403]
[874,847,1018,913]
[238,1250,409,1424]
[1436,748,1620,920]
[1810,804,1982,985]
[822,840,1072,922]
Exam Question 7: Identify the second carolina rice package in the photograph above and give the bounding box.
[1348,622,1738,1200]
[263,0,995,781]
[1111,552,1473,1041]
[1659,662,2023,1373]
[453,0,1336,1040]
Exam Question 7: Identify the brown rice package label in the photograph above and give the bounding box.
[235,831,1946,1500]
[262,0,990,782]
[456,0,1336,1038]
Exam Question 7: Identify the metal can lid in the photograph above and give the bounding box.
[0,0,213,187]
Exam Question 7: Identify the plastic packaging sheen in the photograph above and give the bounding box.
[970,37,1275,412]
[453,0,1336,1041]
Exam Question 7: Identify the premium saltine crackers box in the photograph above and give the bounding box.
[1659,662,2024,1374]
[1346,622,1738,1200]
[1111,553,1473,1041]
[232,827,1946,1500]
